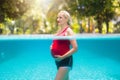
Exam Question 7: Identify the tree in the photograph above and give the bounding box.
[0,0,30,22]
[67,0,119,33]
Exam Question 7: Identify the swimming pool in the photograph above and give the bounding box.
[0,34,120,80]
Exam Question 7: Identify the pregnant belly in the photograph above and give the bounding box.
[51,48,69,57]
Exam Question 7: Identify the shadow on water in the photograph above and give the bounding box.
[0,36,120,64]
[0,39,52,64]
[78,38,120,63]
[0,40,25,64]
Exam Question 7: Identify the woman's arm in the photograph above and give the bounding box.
[62,28,78,58]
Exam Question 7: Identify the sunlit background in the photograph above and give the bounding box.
[0,0,120,34]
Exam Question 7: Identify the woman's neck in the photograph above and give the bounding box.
[57,24,68,35]
[60,24,68,30]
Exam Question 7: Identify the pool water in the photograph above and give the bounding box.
[0,35,120,80]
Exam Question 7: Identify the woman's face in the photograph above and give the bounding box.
[57,13,68,26]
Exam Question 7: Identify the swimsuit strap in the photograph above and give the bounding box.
[57,26,69,35]
[62,26,69,33]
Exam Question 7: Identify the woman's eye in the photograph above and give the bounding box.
[59,17,62,19]
[57,16,62,19]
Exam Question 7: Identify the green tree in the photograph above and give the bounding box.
[67,0,119,33]
[0,0,30,22]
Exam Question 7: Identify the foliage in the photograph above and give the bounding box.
[66,0,120,33]
[0,0,120,34]
[0,0,31,22]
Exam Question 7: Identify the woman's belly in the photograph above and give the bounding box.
[51,47,69,57]
[51,39,70,57]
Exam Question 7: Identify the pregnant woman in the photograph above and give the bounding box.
[50,10,78,80]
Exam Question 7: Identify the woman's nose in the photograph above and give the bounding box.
[57,18,59,21]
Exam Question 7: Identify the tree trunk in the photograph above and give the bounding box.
[88,17,90,33]
[97,19,102,33]
[106,21,109,33]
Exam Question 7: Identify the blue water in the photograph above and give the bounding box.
[0,35,120,80]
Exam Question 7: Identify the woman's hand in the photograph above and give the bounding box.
[54,55,64,61]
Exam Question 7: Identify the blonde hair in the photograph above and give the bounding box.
[58,10,72,25]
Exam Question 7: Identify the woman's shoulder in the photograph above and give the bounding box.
[66,27,74,36]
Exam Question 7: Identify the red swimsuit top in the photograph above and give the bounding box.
[51,27,70,57]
